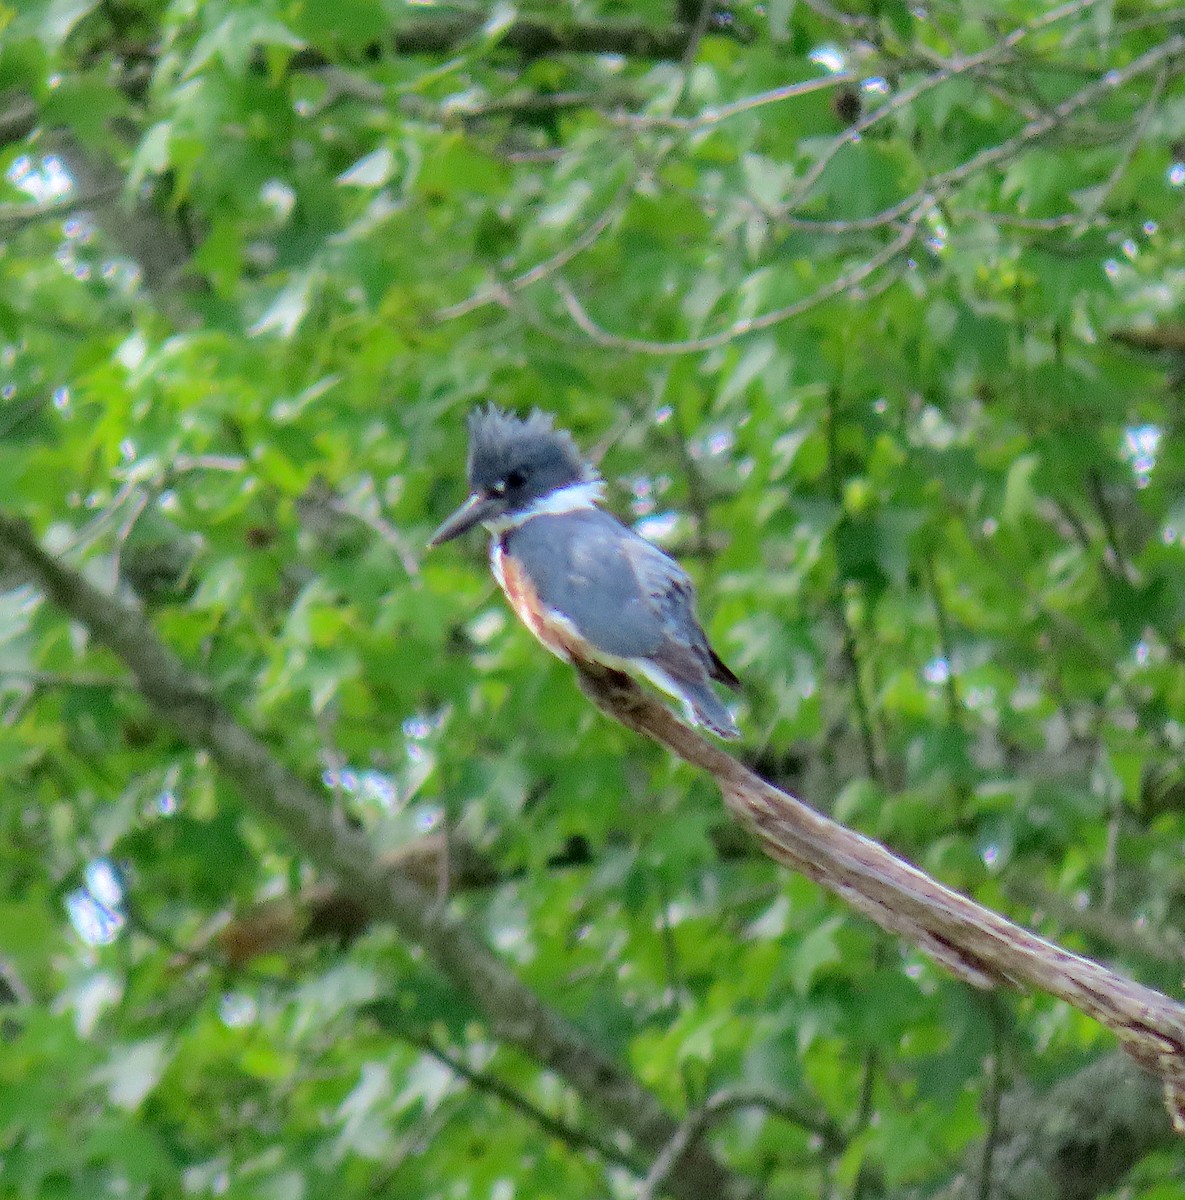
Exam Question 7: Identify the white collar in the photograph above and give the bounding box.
[485,479,605,533]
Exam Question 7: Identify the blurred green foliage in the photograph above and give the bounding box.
[2,0,1185,1195]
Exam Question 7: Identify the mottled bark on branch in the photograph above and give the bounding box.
[575,663,1185,1133]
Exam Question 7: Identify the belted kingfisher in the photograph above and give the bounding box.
[429,406,741,738]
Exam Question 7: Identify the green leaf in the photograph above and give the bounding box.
[789,915,844,993]
[38,0,100,47]
[1002,453,1039,525]
[337,147,395,189]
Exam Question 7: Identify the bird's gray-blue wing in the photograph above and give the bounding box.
[615,525,740,689]
[618,533,718,669]
[504,510,675,660]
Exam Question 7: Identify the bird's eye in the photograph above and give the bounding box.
[506,468,527,489]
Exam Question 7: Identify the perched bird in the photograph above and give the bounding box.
[429,407,741,737]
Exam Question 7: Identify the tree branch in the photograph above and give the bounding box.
[573,664,1185,1132]
[0,184,123,237]
[437,173,636,321]
[287,15,751,67]
[1112,325,1185,355]
[774,0,1109,223]
[0,509,758,1200]
[0,88,37,149]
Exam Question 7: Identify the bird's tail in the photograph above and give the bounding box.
[681,676,741,739]
[708,647,742,691]
[637,659,741,739]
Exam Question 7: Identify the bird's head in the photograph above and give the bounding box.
[429,406,600,545]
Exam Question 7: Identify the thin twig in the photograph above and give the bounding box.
[677,0,717,70]
[976,997,1008,1200]
[323,485,421,581]
[365,1103,459,1197]
[797,0,875,32]
[436,173,635,320]
[416,1037,645,1173]
[1074,65,1167,230]
[925,554,961,726]
[1085,467,1137,585]
[1103,803,1121,914]
[437,0,728,323]
[64,478,140,555]
[776,0,1109,221]
[0,669,135,691]
[554,211,922,355]
[1067,3,1185,42]
[956,209,1101,231]
[838,601,882,783]
[0,184,123,236]
[667,401,715,560]
[825,389,885,785]
[639,1085,845,1200]
[653,872,687,1013]
[608,72,861,130]
[170,454,247,474]
[775,34,1185,231]
[969,516,1170,753]
[112,488,150,582]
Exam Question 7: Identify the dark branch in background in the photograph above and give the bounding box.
[0,88,36,147]
[0,957,31,1007]
[287,13,751,68]
[0,95,197,318]
[0,510,757,1200]
[552,211,923,355]
[208,833,501,968]
[974,997,1008,1200]
[0,184,123,237]
[777,33,1185,231]
[924,554,962,727]
[0,91,196,323]
[573,664,1185,1131]
[1113,325,1185,355]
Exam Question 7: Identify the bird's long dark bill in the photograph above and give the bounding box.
[428,492,500,546]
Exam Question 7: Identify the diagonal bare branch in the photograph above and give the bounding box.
[777,0,1110,220]
[574,663,1185,1133]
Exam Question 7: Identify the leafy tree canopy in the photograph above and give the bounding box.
[2,0,1185,1197]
